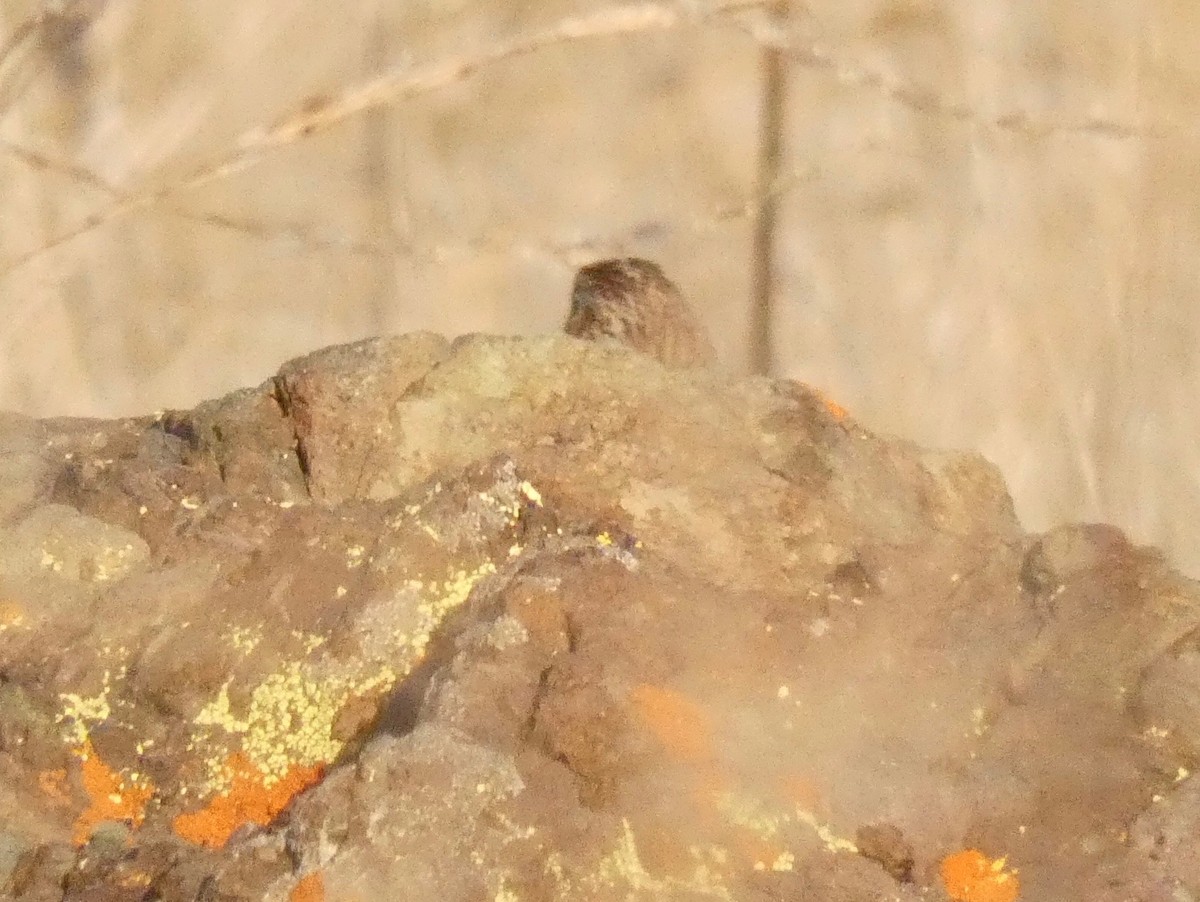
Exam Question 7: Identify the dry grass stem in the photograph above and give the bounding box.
[0,0,774,280]
[731,17,1141,140]
[1,0,1142,281]
[748,0,788,376]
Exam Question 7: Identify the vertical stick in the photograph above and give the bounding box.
[749,0,788,376]
[362,11,396,334]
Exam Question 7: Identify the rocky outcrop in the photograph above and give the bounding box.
[0,333,1197,900]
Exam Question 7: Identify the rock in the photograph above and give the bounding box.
[274,332,450,503]
[0,332,1198,900]
[0,503,149,585]
[0,412,52,525]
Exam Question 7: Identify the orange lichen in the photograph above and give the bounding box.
[629,684,714,765]
[941,848,1020,902]
[71,740,155,845]
[289,871,325,902]
[823,397,849,421]
[173,752,324,848]
[802,384,850,422]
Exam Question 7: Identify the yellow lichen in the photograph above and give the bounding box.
[714,787,857,868]
[187,559,495,795]
[717,791,786,839]
[89,543,143,581]
[585,819,733,899]
[795,807,858,854]
[227,624,263,654]
[192,661,396,791]
[518,481,543,506]
[57,673,115,746]
[297,631,326,653]
[770,851,794,871]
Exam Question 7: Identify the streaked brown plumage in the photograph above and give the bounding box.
[564,258,715,369]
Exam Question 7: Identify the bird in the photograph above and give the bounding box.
[564,258,716,370]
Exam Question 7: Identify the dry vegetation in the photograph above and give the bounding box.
[1,0,1196,577]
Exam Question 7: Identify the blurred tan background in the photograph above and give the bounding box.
[1,0,1196,576]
